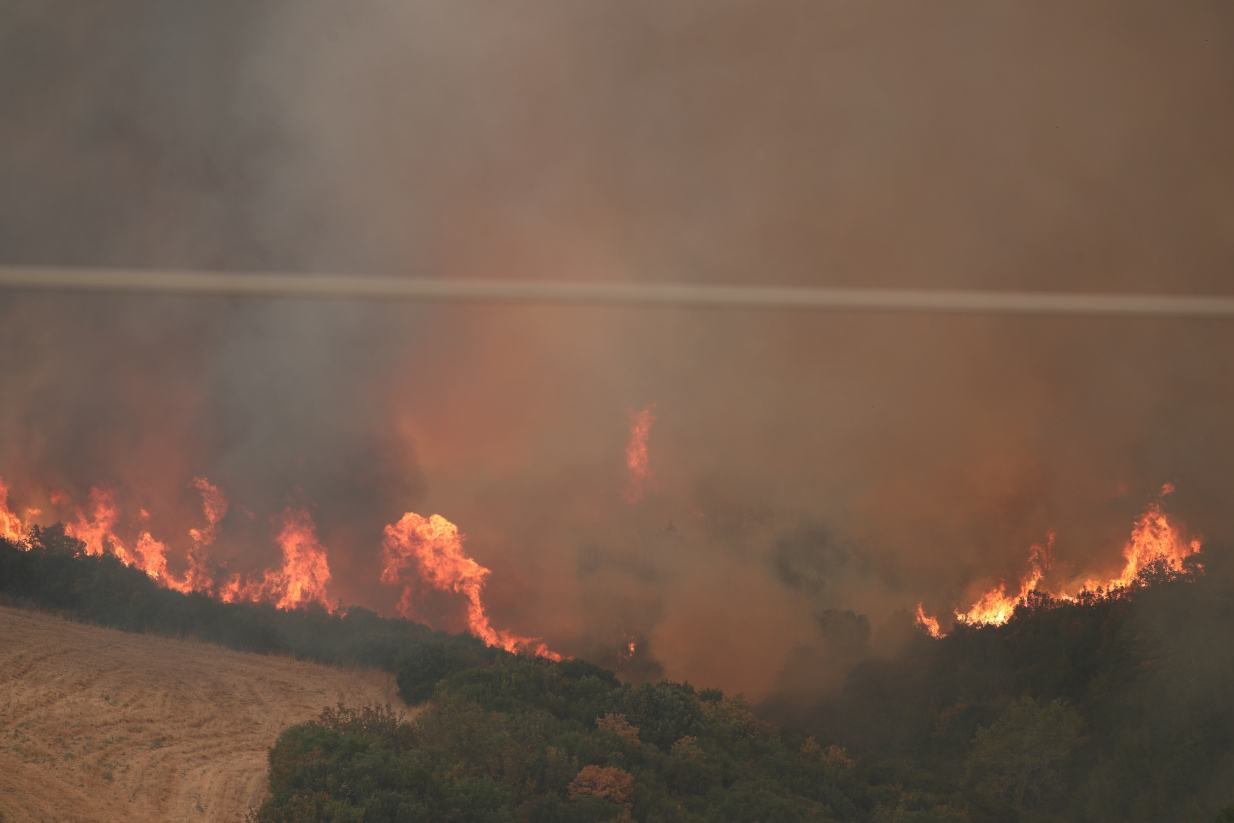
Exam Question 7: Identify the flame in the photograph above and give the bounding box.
[0,477,31,543]
[616,635,638,662]
[135,531,172,583]
[66,487,139,566]
[622,405,656,503]
[15,476,334,612]
[1107,487,1200,589]
[272,507,332,609]
[955,533,1052,627]
[914,603,943,638]
[218,507,333,610]
[174,477,229,594]
[382,511,561,659]
[942,488,1202,634]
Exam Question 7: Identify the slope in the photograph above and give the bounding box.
[0,604,403,823]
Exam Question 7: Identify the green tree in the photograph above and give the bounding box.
[965,696,1082,812]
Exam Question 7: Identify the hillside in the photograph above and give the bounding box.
[4,530,1234,821]
[0,605,403,823]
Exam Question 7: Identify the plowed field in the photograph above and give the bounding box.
[0,605,404,822]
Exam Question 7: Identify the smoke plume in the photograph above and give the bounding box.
[3,0,1234,701]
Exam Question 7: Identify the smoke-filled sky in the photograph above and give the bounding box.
[3,1,1234,699]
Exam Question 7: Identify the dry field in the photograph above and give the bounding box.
[0,605,406,823]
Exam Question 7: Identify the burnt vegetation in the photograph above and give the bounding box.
[3,528,1234,821]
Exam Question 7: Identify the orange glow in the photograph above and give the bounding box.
[914,603,943,638]
[67,487,139,566]
[218,507,333,610]
[943,488,1202,634]
[135,531,172,584]
[954,567,1042,627]
[0,477,31,543]
[382,511,561,659]
[3,475,335,613]
[1107,486,1200,590]
[955,533,1051,628]
[622,405,656,503]
[177,476,229,593]
[272,507,332,609]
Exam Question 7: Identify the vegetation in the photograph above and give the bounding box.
[0,524,434,669]
[4,528,1234,820]
[255,657,946,822]
[791,551,1234,822]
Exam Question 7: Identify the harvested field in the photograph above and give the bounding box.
[0,605,406,823]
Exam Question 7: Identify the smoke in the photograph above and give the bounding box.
[3,0,1234,701]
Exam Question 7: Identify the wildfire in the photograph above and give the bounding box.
[59,482,239,595]
[67,487,139,566]
[914,603,943,638]
[1106,485,1200,590]
[0,477,35,543]
[623,405,656,503]
[919,487,1201,636]
[179,476,228,593]
[616,634,639,663]
[954,533,1052,627]
[382,511,561,659]
[217,507,334,610]
[2,473,558,655]
[4,475,333,612]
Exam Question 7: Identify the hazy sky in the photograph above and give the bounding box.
[2,1,1233,698]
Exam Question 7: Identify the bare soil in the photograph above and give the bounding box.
[0,605,405,822]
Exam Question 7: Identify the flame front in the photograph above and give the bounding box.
[623,405,656,503]
[2,474,553,653]
[943,488,1200,633]
[382,511,560,659]
[955,533,1052,627]
[0,453,589,660]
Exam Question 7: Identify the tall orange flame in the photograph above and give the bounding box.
[63,486,195,588]
[178,476,229,593]
[382,511,561,659]
[272,507,332,609]
[1106,485,1200,590]
[0,477,32,543]
[66,487,140,566]
[218,507,333,610]
[135,531,172,584]
[914,603,943,638]
[623,405,656,503]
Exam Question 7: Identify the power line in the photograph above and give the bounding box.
[2,265,1233,317]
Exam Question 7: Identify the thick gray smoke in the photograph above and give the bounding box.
[2,0,1233,699]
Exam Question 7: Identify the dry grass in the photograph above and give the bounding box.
[0,605,407,822]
